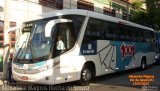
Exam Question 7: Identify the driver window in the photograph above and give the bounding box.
[53,23,76,57]
[56,35,65,50]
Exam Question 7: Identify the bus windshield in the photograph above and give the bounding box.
[14,15,85,63]
[28,21,51,60]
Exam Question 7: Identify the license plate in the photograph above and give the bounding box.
[21,76,28,80]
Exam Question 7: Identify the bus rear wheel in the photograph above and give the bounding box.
[79,65,93,86]
[140,58,146,70]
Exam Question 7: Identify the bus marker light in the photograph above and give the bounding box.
[155,56,158,59]
[56,77,62,80]
[68,76,72,78]
[133,65,135,67]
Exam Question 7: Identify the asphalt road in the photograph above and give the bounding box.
[0,63,160,91]
[89,63,160,91]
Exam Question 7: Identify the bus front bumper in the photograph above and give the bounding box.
[12,68,54,85]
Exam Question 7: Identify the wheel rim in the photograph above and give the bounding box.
[82,68,92,81]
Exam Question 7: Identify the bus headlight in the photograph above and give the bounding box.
[155,55,160,59]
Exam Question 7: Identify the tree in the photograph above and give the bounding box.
[131,0,160,31]
[132,0,143,10]
[131,10,149,26]
[131,0,148,26]
[145,0,160,31]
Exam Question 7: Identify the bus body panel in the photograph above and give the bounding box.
[12,59,55,85]
[80,40,156,76]
[12,9,156,85]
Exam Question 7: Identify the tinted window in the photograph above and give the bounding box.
[83,18,105,43]
[106,22,118,40]
[83,17,153,43]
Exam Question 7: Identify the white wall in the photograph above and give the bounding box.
[0,0,55,54]
[0,0,56,26]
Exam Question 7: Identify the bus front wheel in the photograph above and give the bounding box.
[79,65,93,86]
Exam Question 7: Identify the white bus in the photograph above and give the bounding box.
[12,9,156,85]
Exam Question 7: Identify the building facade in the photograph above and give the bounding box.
[0,0,145,54]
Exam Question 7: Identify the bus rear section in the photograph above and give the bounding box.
[155,32,160,63]
[81,17,156,73]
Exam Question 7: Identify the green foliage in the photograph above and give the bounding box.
[131,0,160,31]
[132,0,143,10]
[131,10,149,26]
[145,0,160,31]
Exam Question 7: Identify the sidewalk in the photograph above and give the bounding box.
[0,72,4,85]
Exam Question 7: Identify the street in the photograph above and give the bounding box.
[90,63,160,91]
[0,63,160,91]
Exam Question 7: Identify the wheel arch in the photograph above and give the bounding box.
[83,61,96,78]
[141,56,147,64]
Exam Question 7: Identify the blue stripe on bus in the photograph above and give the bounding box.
[35,61,46,66]
[111,41,153,71]
[80,40,155,71]
[13,61,46,67]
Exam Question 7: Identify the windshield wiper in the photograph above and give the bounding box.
[14,41,26,62]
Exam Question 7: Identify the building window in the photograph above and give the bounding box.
[0,21,3,48]
[10,22,16,27]
[0,30,3,33]
[122,12,127,20]
[104,7,116,17]
[39,0,63,9]
[9,21,16,48]
[0,21,3,34]
[11,38,15,41]
[0,42,3,48]
[0,36,3,41]
[77,0,94,11]
[0,21,16,48]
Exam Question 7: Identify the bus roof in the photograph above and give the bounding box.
[28,9,154,32]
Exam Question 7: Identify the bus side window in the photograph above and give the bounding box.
[119,26,125,41]
[145,31,151,42]
[139,29,145,42]
[131,28,136,42]
[82,18,105,44]
[53,23,75,57]
[151,32,156,42]
[107,22,116,40]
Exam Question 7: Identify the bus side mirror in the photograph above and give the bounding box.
[45,19,72,37]
[6,27,20,33]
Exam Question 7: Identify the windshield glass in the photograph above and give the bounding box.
[14,15,85,63]
[28,21,51,59]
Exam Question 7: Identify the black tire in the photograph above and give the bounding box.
[140,59,146,70]
[79,65,93,86]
